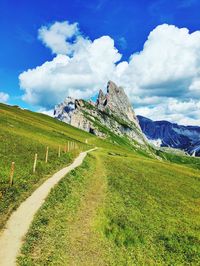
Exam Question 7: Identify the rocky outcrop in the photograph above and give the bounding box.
[54,97,75,123]
[54,81,146,145]
[97,81,140,127]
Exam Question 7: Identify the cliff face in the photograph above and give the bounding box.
[97,81,140,127]
[54,81,146,145]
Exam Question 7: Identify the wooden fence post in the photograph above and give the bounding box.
[58,145,61,157]
[33,153,37,173]
[64,144,67,153]
[9,162,15,185]
[45,147,49,163]
[68,141,70,152]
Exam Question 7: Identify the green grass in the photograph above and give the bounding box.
[103,152,200,265]
[18,153,112,265]
[156,149,200,170]
[0,103,151,229]
[17,150,200,265]
[0,103,92,228]
[1,102,200,265]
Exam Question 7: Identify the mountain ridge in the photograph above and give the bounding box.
[54,81,200,157]
[138,115,200,156]
[54,81,147,147]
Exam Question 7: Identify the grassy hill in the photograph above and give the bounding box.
[0,103,92,228]
[0,103,200,265]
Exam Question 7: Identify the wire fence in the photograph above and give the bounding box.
[8,141,83,186]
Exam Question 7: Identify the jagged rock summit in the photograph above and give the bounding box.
[97,81,139,127]
[54,81,146,145]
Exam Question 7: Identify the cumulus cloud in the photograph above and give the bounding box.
[38,21,79,55]
[135,99,200,126]
[117,24,200,99]
[19,21,200,125]
[20,24,121,107]
[0,92,9,103]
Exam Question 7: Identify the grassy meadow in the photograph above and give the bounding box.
[17,150,200,265]
[0,103,200,265]
[0,103,92,228]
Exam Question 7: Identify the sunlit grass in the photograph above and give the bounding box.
[1,102,200,265]
[18,150,200,265]
[0,103,91,228]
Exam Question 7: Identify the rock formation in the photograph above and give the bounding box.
[97,81,140,127]
[54,81,146,145]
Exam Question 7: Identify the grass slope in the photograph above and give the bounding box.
[0,103,200,265]
[18,153,111,265]
[0,103,92,229]
[0,103,148,229]
[18,150,200,265]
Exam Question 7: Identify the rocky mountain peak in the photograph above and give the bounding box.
[97,81,139,127]
[54,81,146,145]
[97,89,106,107]
[107,80,120,93]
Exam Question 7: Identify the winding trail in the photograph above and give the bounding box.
[0,148,96,266]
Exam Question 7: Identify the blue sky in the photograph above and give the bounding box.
[1,0,200,125]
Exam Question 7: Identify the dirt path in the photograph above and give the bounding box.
[66,154,108,266]
[0,148,96,266]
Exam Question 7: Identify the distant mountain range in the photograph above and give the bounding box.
[53,80,200,157]
[137,115,200,156]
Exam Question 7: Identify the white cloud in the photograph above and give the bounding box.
[38,21,79,55]
[19,21,200,125]
[0,92,9,103]
[117,24,200,100]
[135,98,200,126]
[37,108,54,117]
[20,30,121,108]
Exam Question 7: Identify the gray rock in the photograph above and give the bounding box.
[54,97,75,123]
[54,81,147,145]
[97,81,140,127]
